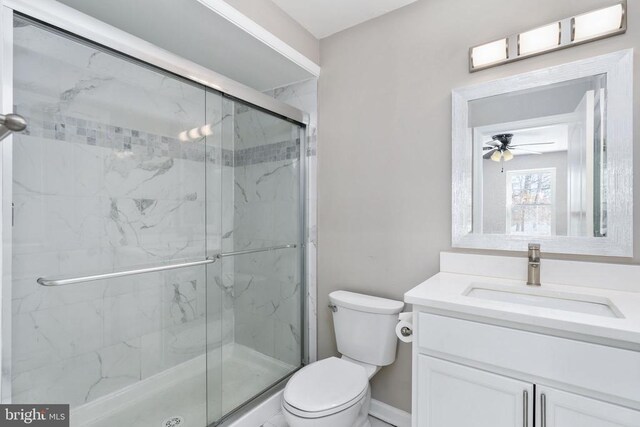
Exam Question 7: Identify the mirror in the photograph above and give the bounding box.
[452,50,633,256]
[471,74,607,237]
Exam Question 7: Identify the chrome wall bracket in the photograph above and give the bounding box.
[0,113,27,142]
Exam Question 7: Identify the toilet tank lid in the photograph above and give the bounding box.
[329,291,404,314]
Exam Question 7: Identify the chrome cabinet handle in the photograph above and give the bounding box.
[541,393,547,427]
[523,390,529,427]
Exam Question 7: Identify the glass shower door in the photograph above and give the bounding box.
[9,16,223,427]
[217,101,304,414]
[4,10,306,427]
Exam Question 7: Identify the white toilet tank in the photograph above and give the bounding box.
[329,291,404,367]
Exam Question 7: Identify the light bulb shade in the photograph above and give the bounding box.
[519,22,561,55]
[490,150,503,162]
[502,149,514,161]
[471,39,508,69]
[573,4,624,42]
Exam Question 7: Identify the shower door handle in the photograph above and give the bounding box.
[0,113,27,142]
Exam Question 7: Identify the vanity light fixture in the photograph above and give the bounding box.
[470,38,508,69]
[573,3,625,42]
[518,22,561,56]
[469,1,626,72]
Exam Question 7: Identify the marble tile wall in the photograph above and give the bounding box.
[264,79,318,363]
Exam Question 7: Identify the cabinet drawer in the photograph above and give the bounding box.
[417,312,640,404]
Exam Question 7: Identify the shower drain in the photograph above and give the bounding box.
[162,416,184,427]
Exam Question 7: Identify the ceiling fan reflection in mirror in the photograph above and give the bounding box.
[482,133,555,172]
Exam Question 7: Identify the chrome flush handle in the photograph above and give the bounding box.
[328,303,337,312]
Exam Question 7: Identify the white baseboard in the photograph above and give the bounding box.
[369,399,411,427]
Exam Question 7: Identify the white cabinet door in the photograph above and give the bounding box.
[537,386,640,427]
[417,355,533,427]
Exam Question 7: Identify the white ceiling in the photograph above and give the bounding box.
[272,0,419,39]
[480,124,569,155]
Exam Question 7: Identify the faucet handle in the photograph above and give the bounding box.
[527,243,542,286]
[528,243,541,262]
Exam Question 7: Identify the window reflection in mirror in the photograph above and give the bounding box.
[469,74,607,238]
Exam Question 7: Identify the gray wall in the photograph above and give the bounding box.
[468,78,595,127]
[317,0,640,412]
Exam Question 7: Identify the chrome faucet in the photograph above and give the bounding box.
[527,243,541,286]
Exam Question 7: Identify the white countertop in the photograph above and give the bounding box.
[405,271,640,350]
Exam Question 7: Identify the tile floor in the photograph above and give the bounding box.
[262,413,394,427]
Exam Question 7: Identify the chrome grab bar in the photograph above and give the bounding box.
[37,244,298,287]
[215,244,297,259]
[37,259,216,287]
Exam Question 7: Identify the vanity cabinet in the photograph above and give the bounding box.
[413,312,640,427]
[537,386,640,427]
[417,356,533,427]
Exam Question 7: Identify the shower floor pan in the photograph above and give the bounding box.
[71,343,295,427]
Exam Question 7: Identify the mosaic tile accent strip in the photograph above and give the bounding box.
[234,139,300,167]
[15,111,300,166]
[17,111,216,163]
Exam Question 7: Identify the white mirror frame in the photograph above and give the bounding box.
[452,49,633,257]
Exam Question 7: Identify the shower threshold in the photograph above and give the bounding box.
[71,343,296,427]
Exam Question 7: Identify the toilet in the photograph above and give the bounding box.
[283,291,404,427]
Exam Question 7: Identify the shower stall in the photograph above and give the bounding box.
[1,3,307,427]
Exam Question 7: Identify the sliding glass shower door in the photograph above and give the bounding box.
[6,13,304,427]
[217,101,303,414]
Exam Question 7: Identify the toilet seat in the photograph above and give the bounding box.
[283,386,368,419]
[283,357,368,419]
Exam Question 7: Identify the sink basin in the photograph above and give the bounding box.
[464,284,623,318]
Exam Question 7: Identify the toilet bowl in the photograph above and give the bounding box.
[283,291,404,427]
[282,357,371,427]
